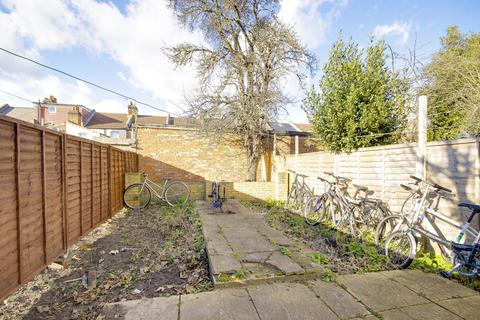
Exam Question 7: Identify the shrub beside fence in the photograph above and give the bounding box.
[0,115,139,301]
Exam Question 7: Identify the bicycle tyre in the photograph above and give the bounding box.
[374,214,404,248]
[287,187,298,206]
[385,231,416,269]
[165,181,189,207]
[304,195,327,226]
[124,183,152,209]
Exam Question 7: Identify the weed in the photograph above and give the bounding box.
[307,252,328,264]
[322,268,338,282]
[278,246,292,257]
[169,229,183,240]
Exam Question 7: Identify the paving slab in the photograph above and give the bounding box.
[436,295,480,319]
[337,272,428,312]
[380,269,477,301]
[221,227,261,239]
[103,295,179,320]
[206,238,234,255]
[209,254,243,274]
[247,282,339,320]
[308,280,370,319]
[265,252,305,275]
[380,302,462,320]
[180,288,259,320]
[228,236,277,253]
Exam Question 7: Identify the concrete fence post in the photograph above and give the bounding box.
[417,96,428,180]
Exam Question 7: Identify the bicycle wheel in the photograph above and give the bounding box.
[385,231,416,269]
[287,187,298,206]
[165,181,189,206]
[374,215,405,249]
[304,195,327,226]
[364,203,389,229]
[401,192,420,216]
[124,183,151,209]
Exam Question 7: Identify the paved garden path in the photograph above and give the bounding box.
[196,199,323,285]
[104,270,479,319]
[103,200,479,319]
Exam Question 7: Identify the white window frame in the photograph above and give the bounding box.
[48,106,57,114]
[110,130,120,139]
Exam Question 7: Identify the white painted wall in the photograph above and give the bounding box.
[66,122,102,140]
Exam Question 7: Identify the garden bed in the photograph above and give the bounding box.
[0,202,212,319]
[242,200,480,290]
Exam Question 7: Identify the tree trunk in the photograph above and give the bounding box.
[246,154,259,181]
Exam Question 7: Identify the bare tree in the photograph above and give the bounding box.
[166,0,315,180]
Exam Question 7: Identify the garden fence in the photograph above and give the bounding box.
[0,115,139,300]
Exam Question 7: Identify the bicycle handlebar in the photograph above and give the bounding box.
[409,175,452,193]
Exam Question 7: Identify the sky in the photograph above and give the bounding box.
[0,0,479,123]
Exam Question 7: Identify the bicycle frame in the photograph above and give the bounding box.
[140,175,169,200]
[391,183,479,258]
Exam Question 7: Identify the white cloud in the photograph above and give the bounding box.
[0,0,206,114]
[373,21,411,45]
[278,0,347,49]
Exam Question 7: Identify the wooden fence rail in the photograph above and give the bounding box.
[0,115,139,300]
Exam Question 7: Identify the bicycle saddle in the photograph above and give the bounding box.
[353,184,368,191]
[459,202,480,212]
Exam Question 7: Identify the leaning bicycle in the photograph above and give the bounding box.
[123,172,189,209]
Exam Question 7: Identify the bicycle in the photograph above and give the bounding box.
[123,172,189,209]
[441,203,480,278]
[383,178,479,268]
[287,170,314,210]
[303,172,388,235]
[208,180,226,210]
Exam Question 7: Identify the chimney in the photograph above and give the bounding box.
[50,95,57,103]
[68,106,82,126]
[166,114,174,125]
[127,101,138,117]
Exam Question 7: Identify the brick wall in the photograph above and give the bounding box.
[137,125,248,181]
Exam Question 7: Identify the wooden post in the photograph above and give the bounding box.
[79,141,83,235]
[15,123,22,284]
[62,135,68,248]
[90,144,94,229]
[417,96,428,180]
[108,146,112,217]
[100,146,103,221]
[41,131,48,263]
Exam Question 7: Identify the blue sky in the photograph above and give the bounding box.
[0,0,479,123]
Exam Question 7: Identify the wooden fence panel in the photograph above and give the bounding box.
[0,115,138,301]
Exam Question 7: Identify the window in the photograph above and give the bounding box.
[78,132,88,138]
[48,106,56,114]
[110,130,120,139]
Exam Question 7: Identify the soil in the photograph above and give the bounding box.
[242,201,395,276]
[0,202,212,320]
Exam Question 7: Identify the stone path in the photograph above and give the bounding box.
[104,270,479,319]
[196,200,322,286]
[103,200,479,319]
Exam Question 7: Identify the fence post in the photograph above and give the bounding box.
[108,146,112,217]
[15,123,22,285]
[79,141,83,235]
[381,147,385,201]
[62,135,68,249]
[90,144,94,229]
[417,96,428,180]
[41,131,47,263]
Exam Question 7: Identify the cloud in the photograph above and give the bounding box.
[0,0,206,114]
[278,0,347,49]
[373,21,412,45]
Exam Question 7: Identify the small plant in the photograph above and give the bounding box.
[169,229,183,240]
[322,267,338,282]
[216,269,249,282]
[278,246,292,257]
[264,198,285,210]
[307,252,328,265]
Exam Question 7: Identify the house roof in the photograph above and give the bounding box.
[84,112,127,129]
[267,121,311,135]
[85,112,199,129]
[0,105,35,123]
